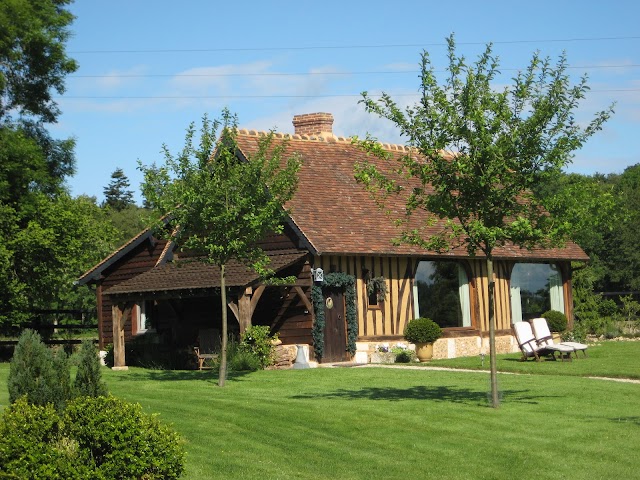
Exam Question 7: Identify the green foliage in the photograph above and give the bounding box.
[0,396,185,480]
[311,272,358,359]
[102,168,135,211]
[0,0,77,124]
[8,329,71,412]
[228,349,263,372]
[140,109,301,385]
[240,326,278,369]
[104,204,148,247]
[73,340,108,398]
[63,395,185,479]
[0,398,92,479]
[355,35,612,259]
[404,317,443,344]
[541,310,568,333]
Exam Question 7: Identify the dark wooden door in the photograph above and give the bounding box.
[323,289,349,362]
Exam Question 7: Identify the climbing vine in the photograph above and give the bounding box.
[311,272,357,360]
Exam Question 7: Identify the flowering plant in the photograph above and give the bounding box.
[375,343,390,353]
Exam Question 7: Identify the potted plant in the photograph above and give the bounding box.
[541,310,568,343]
[404,317,442,362]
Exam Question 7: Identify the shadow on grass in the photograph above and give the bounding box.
[291,385,558,405]
[107,368,255,383]
[609,416,640,426]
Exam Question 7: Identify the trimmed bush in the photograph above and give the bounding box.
[542,310,568,333]
[0,396,185,480]
[73,340,108,397]
[63,395,185,479]
[404,317,443,344]
[0,398,92,479]
[8,329,71,412]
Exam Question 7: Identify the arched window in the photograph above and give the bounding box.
[413,261,472,329]
[510,263,564,323]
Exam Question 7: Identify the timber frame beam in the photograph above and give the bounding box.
[111,301,134,370]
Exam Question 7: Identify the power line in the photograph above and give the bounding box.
[68,36,640,54]
[67,64,640,79]
[56,88,640,100]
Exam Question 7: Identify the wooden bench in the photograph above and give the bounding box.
[193,346,218,370]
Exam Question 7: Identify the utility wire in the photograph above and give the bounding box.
[68,64,640,79]
[68,35,640,54]
[56,88,640,100]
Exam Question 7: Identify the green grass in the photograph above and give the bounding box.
[429,340,640,379]
[0,342,639,479]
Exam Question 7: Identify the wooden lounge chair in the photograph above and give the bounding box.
[513,321,573,362]
[531,317,588,358]
[193,346,218,370]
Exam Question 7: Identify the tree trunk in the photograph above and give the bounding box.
[218,264,228,387]
[487,256,499,408]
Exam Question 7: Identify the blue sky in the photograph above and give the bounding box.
[55,1,640,204]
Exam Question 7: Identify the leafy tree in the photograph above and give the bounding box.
[103,167,135,211]
[355,35,612,407]
[140,109,301,386]
[0,0,77,124]
[104,203,148,247]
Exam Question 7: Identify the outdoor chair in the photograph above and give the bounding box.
[193,328,220,370]
[531,317,588,358]
[513,321,573,362]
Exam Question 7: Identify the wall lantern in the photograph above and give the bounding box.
[313,267,324,283]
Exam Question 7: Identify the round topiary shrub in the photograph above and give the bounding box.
[63,395,185,479]
[542,310,568,332]
[404,317,443,344]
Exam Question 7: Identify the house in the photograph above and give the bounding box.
[77,112,588,368]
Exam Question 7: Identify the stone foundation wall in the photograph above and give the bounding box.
[358,334,520,362]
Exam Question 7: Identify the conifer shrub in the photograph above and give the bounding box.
[8,329,71,412]
[73,340,108,397]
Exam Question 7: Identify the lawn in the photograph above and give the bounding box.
[0,342,638,479]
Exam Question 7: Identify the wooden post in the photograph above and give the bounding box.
[238,287,253,334]
[111,302,131,371]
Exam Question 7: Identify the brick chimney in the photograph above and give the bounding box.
[292,112,334,137]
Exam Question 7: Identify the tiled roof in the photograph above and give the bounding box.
[104,251,308,296]
[235,130,589,261]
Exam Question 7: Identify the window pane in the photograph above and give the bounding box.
[415,261,471,328]
[510,263,564,322]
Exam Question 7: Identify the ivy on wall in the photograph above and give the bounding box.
[311,272,357,360]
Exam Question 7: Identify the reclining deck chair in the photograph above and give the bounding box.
[513,321,573,362]
[531,317,588,358]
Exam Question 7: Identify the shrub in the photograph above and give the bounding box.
[404,317,442,344]
[541,310,568,333]
[229,349,262,372]
[63,395,185,479]
[8,329,71,412]
[73,340,108,398]
[0,398,92,479]
[239,325,278,368]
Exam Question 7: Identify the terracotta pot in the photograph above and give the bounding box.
[415,343,434,362]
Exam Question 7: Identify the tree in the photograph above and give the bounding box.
[103,168,135,211]
[140,110,301,386]
[0,0,77,124]
[355,35,612,407]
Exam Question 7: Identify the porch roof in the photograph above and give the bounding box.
[103,251,308,296]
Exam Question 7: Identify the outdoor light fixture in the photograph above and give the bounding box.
[313,267,324,283]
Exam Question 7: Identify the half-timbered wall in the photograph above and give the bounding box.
[313,255,574,341]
